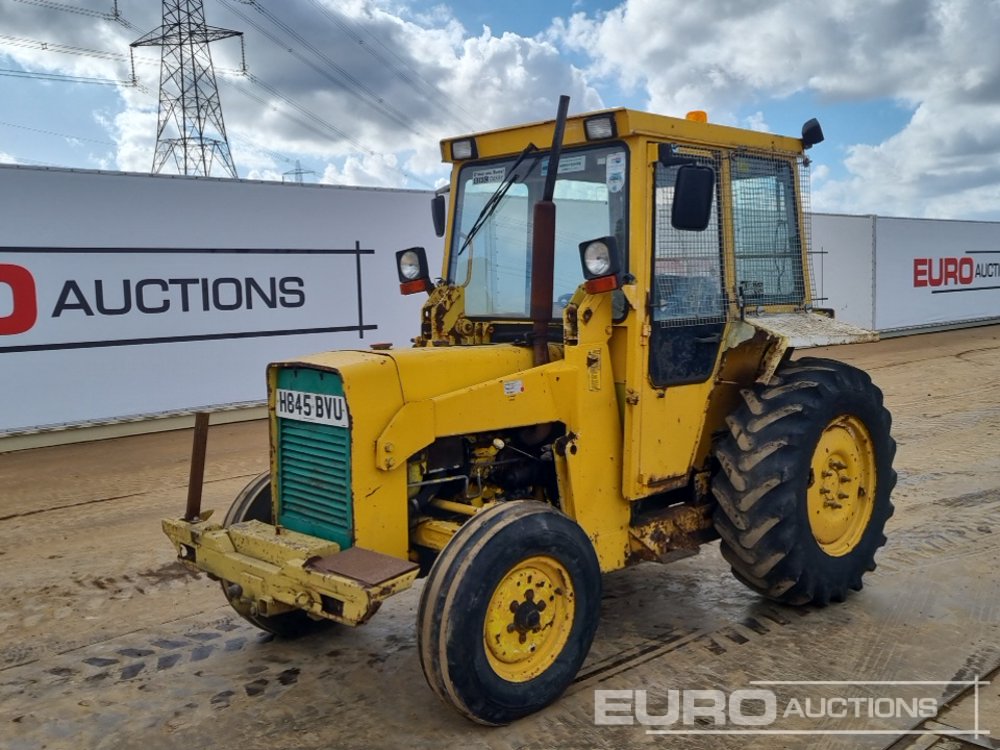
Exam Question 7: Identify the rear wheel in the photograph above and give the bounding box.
[417,500,601,725]
[712,357,896,605]
[221,471,335,638]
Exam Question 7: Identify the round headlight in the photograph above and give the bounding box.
[399,250,422,280]
[583,241,612,277]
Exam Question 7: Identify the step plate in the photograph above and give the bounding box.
[305,546,419,587]
[748,311,879,348]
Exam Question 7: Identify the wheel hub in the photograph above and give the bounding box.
[807,414,876,557]
[509,589,546,638]
[484,555,575,683]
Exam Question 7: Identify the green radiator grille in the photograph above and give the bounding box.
[275,368,353,549]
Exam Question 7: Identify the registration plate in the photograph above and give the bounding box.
[275,388,348,427]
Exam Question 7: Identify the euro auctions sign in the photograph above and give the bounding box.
[0,248,373,352]
[874,216,1000,332]
[0,165,439,434]
[0,245,421,433]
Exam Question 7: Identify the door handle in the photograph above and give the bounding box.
[694,333,721,344]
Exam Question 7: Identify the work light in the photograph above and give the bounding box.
[578,236,622,293]
[450,138,478,160]
[584,115,617,141]
[395,247,431,294]
[583,240,613,276]
[399,250,422,280]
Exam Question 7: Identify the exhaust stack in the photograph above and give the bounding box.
[530,94,570,367]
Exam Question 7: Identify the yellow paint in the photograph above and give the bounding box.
[483,554,576,683]
[807,415,877,556]
[162,518,418,625]
[375,292,631,570]
[441,108,804,165]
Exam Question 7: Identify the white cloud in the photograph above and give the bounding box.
[551,0,1000,219]
[0,0,601,187]
[2,0,999,219]
[743,112,769,132]
[320,151,405,188]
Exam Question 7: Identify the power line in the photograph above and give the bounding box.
[301,0,485,132]
[228,131,295,167]
[0,119,117,146]
[11,0,138,31]
[0,39,429,185]
[0,66,127,85]
[0,33,125,61]
[12,0,112,20]
[218,0,426,138]
[227,71,434,188]
[3,0,438,186]
[0,33,245,78]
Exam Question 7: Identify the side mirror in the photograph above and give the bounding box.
[671,165,715,231]
[431,194,446,238]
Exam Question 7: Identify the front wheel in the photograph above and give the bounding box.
[712,357,896,605]
[417,501,601,725]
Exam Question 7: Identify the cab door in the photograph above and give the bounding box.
[622,146,727,497]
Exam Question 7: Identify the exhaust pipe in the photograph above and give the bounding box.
[530,94,570,367]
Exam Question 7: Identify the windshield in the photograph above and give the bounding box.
[449,143,629,318]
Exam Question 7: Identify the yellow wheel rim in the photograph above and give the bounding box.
[483,555,576,683]
[807,414,877,557]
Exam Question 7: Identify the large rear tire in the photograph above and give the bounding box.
[221,471,335,638]
[417,501,601,725]
[712,357,896,605]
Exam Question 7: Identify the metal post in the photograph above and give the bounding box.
[184,411,210,521]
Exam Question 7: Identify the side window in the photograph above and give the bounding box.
[651,155,725,324]
[730,155,805,305]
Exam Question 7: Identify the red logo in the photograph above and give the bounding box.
[913,257,974,288]
[0,263,38,335]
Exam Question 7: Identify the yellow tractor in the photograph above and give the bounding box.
[164,96,895,725]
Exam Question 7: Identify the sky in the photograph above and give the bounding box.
[1,0,999,220]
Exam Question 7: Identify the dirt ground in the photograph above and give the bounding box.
[2,325,1000,750]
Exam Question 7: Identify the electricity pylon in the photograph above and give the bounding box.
[132,0,242,178]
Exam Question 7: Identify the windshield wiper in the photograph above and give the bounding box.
[456,143,539,257]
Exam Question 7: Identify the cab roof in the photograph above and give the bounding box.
[440,107,807,163]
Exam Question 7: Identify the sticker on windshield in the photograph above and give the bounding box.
[606,152,626,193]
[471,166,507,185]
[540,154,587,177]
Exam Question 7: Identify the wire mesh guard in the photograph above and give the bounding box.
[730,152,807,308]
[652,150,726,326]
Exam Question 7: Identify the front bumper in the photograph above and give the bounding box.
[162,517,420,625]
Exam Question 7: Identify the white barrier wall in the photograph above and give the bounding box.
[873,216,1000,332]
[2,163,999,435]
[0,165,440,433]
[810,214,1000,334]
[810,213,876,329]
